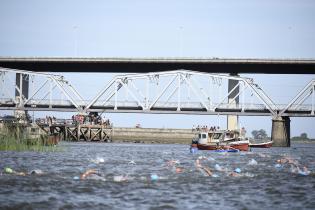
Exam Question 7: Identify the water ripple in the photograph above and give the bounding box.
[1,142,315,209]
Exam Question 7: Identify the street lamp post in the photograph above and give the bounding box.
[179,26,183,57]
[73,26,78,57]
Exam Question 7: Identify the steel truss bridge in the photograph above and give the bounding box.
[0,67,314,117]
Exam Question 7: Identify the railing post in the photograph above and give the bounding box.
[145,77,149,109]
[312,84,314,115]
[114,80,118,110]
[177,73,181,111]
[49,79,52,108]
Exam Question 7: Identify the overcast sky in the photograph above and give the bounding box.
[0,0,314,137]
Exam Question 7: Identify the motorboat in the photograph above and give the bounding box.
[249,139,273,148]
[193,129,249,151]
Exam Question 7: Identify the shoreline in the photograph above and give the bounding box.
[111,127,196,144]
[291,140,315,144]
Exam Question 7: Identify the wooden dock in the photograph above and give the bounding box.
[36,123,113,142]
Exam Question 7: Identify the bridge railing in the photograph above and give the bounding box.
[0,98,17,104]
[35,118,74,125]
[1,97,314,112]
[24,99,88,106]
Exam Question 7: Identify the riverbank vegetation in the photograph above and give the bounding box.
[0,123,60,151]
[251,129,268,139]
[291,133,315,142]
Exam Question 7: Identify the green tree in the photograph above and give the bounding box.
[251,129,268,139]
[300,133,308,139]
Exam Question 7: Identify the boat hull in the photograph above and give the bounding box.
[191,143,198,148]
[197,144,219,150]
[228,142,249,151]
[249,141,272,148]
[197,142,249,151]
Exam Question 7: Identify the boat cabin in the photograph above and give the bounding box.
[197,129,243,144]
[197,131,224,144]
[223,130,241,142]
[195,129,250,151]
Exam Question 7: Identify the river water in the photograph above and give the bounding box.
[0,142,315,210]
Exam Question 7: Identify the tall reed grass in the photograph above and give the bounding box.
[0,123,60,152]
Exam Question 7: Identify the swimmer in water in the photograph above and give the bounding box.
[113,175,129,182]
[80,169,98,180]
[29,169,44,175]
[80,169,106,181]
[228,171,241,177]
[3,167,25,176]
[214,164,227,172]
[175,167,184,173]
[290,164,311,176]
[276,156,311,175]
[277,156,299,165]
[195,159,213,176]
[166,160,180,167]
[300,166,311,175]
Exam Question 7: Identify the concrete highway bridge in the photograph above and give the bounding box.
[0,57,315,73]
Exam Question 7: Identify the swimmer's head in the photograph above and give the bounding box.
[175,167,184,173]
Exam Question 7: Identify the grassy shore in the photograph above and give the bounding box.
[0,124,59,152]
[291,139,315,144]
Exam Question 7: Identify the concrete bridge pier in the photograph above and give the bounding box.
[227,75,239,130]
[271,116,290,147]
[15,73,29,100]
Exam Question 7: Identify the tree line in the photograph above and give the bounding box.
[251,129,312,141]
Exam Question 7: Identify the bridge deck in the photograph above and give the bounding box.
[0,100,313,116]
[1,57,315,73]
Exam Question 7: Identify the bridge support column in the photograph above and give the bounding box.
[14,73,29,121]
[227,75,239,130]
[271,116,290,147]
[15,73,29,101]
